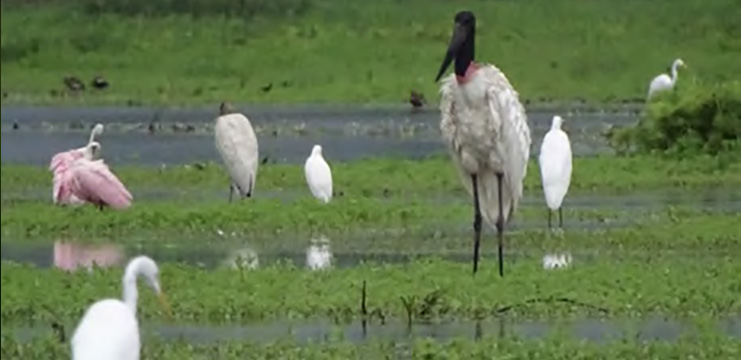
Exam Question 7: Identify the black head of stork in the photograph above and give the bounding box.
[435,11,476,82]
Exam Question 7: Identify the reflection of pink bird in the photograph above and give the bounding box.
[68,158,133,210]
[54,241,124,272]
[50,124,104,205]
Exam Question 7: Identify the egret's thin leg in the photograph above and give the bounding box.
[496,172,505,277]
[229,184,234,203]
[471,174,483,275]
[559,207,563,228]
[548,210,552,229]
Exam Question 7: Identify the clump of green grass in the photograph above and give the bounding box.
[608,80,741,157]
[3,155,739,197]
[1,256,739,326]
[2,0,740,105]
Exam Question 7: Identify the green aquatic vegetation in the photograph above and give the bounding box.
[3,155,740,197]
[1,185,738,242]
[2,334,740,359]
[608,80,741,157]
[1,256,739,326]
[2,0,740,105]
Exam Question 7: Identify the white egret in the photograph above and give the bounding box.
[70,255,170,360]
[304,144,333,203]
[538,115,572,229]
[647,58,686,99]
[214,102,259,202]
[436,11,532,276]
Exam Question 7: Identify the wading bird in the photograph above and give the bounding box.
[67,154,133,210]
[304,144,333,203]
[538,115,572,229]
[214,102,259,202]
[71,255,170,360]
[50,124,104,205]
[436,11,532,276]
[647,58,686,99]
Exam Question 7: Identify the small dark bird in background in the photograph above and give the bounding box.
[91,75,109,90]
[13,120,19,130]
[409,91,425,110]
[64,76,85,92]
[260,83,273,93]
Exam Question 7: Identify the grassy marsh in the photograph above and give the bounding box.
[2,257,739,325]
[2,0,740,105]
[3,155,739,196]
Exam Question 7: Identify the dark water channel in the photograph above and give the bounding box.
[1,105,633,165]
[7,316,741,344]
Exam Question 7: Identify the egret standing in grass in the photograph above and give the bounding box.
[304,144,333,203]
[214,102,259,202]
[647,58,686,99]
[71,255,170,360]
[436,11,532,276]
[538,115,572,229]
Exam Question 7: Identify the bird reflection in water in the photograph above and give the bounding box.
[306,236,333,270]
[542,253,572,270]
[53,241,124,272]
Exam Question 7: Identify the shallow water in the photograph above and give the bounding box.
[1,105,633,165]
[7,316,740,344]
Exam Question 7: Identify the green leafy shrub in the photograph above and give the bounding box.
[608,80,741,157]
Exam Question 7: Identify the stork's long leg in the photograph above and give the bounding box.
[471,174,483,275]
[495,172,505,277]
[229,184,235,203]
[548,209,552,229]
[558,207,563,228]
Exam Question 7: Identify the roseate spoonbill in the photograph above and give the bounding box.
[304,144,333,203]
[214,102,259,202]
[647,58,686,99]
[71,256,170,360]
[538,115,572,229]
[436,11,532,276]
[50,124,104,205]
[68,157,133,210]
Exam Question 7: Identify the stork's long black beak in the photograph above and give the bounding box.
[435,24,468,82]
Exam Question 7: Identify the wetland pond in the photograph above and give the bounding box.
[2,104,739,350]
[1,105,634,165]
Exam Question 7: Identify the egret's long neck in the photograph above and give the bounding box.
[670,62,680,83]
[122,268,139,315]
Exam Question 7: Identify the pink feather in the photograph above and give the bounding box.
[69,159,133,209]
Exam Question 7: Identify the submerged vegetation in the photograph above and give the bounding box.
[608,80,741,157]
[2,0,740,105]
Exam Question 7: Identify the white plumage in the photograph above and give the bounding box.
[647,58,686,99]
[440,65,532,226]
[306,236,332,270]
[538,115,572,229]
[71,256,169,360]
[214,102,259,201]
[304,144,333,203]
[436,11,531,276]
